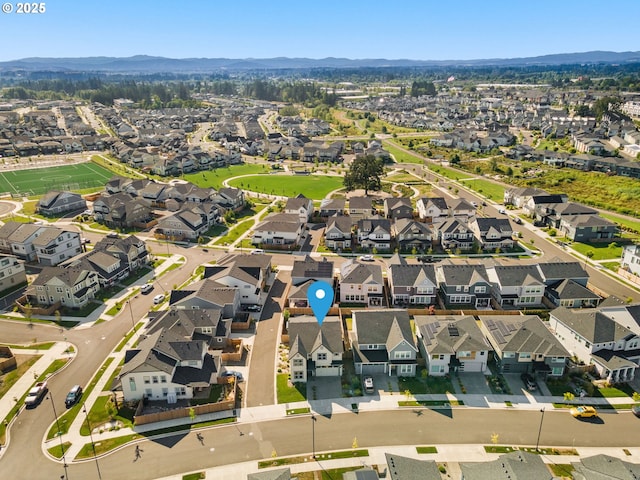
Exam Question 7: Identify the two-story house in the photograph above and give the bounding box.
[621,244,640,278]
[169,280,241,320]
[287,315,344,382]
[252,213,304,247]
[156,207,210,241]
[416,197,449,223]
[559,214,619,242]
[29,265,100,309]
[392,218,432,252]
[434,218,475,251]
[319,198,345,218]
[0,255,26,294]
[550,307,639,383]
[324,215,353,251]
[356,217,391,251]
[291,255,334,286]
[383,197,413,220]
[468,217,514,251]
[348,196,375,219]
[435,262,492,309]
[32,227,82,266]
[284,195,314,222]
[386,254,437,306]
[203,253,272,305]
[352,309,417,377]
[486,264,545,308]
[415,315,490,376]
[479,314,569,378]
[35,191,86,216]
[339,260,384,306]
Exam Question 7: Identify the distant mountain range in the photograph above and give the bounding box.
[1,51,639,73]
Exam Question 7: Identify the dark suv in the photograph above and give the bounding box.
[65,385,83,407]
[520,373,537,391]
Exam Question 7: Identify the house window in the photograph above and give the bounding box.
[474,286,486,294]
[519,353,531,360]
[504,352,515,358]
[317,353,327,361]
[129,377,136,392]
[144,376,150,384]
[293,358,303,366]
[293,371,304,380]
[161,376,167,383]
[152,376,159,384]
[162,388,168,397]
[552,367,564,376]
[394,351,411,359]
[145,389,152,397]
[430,365,444,374]
[176,387,186,396]
[457,351,471,358]
[399,364,412,374]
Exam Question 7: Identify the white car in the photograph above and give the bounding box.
[498,208,506,214]
[359,255,374,262]
[153,294,165,304]
[140,284,154,294]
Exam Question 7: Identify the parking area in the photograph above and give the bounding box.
[306,376,342,400]
[458,373,492,395]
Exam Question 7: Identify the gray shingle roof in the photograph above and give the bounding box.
[460,451,553,480]
[480,315,569,357]
[551,307,634,343]
[353,309,414,348]
[287,316,343,359]
[385,453,441,480]
[389,264,436,287]
[415,315,489,355]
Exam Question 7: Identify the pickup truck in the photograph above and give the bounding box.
[25,381,47,408]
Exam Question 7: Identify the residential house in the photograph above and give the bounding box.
[385,453,442,480]
[348,196,375,218]
[386,254,437,306]
[203,253,272,305]
[392,218,432,252]
[571,454,640,480]
[146,308,232,352]
[621,244,640,278]
[170,280,241,319]
[4,223,46,262]
[29,226,82,267]
[339,260,384,306]
[290,255,334,286]
[0,255,26,294]
[461,451,554,480]
[434,218,475,251]
[92,235,149,272]
[558,214,618,242]
[383,197,413,220]
[247,468,293,480]
[448,198,476,220]
[416,197,449,223]
[251,213,304,247]
[479,314,569,377]
[0,222,23,255]
[486,264,545,308]
[545,279,601,308]
[29,265,100,309]
[287,315,344,382]
[63,249,128,288]
[468,217,514,250]
[118,328,221,403]
[324,215,353,251]
[319,198,345,217]
[156,208,210,241]
[415,315,490,376]
[284,195,314,222]
[503,187,550,208]
[351,309,417,376]
[216,187,245,212]
[36,191,86,216]
[522,194,567,218]
[536,259,589,287]
[435,262,492,309]
[549,307,638,383]
[93,193,152,229]
[356,217,391,251]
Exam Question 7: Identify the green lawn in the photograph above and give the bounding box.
[0,161,113,196]
[184,164,269,190]
[570,241,624,260]
[386,172,424,183]
[601,212,640,232]
[213,219,254,246]
[384,141,425,164]
[398,372,454,395]
[427,164,473,181]
[228,174,343,199]
[276,374,306,404]
[460,178,506,201]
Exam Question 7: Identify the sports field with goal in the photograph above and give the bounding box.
[0,162,113,196]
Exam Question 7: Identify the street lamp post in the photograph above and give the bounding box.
[535,407,546,451]
[311,414,317,459]
[127,300,136,332]
[82,403,102,480]
[47,392,69,480]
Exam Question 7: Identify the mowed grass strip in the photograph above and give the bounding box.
[184,164,270,190]
[0,162,113,195]
[228,174,343,199]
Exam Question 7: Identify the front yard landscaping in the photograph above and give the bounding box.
[276,374,306,404]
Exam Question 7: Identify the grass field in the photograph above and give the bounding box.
[228,174,343,199]
[184,164,270,190]
[0,162,113,195]
[384,141,425,164]
[460,177,506,201]
[427,164,473,181]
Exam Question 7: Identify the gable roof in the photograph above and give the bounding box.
[353,309,415,351]
[291,255,334,281]
[461,451,553,480]
[551,307,634,343]
[415,315,489,355]
[287,316,343,358]
[389,263,436,287]
[385,453,443,480]
[436,263,489,286]
[480,315,569,357]
[341,261,383,285]
[487,265,543,287]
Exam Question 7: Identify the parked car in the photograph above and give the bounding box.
[250,249,264,255]
[140,284,154,294]
[245,304,261,312]
[417,255,434,263]
[513,217,523,225]
[632,405,640,418]
[222,371,244,382]
[65,385,83,407]
[363,376,374,394]
[359,254,374,262]
[498,208,506,214]
[570,406,598,418]
[106,232,119,239]
[153,294,165,304]
[520,373,537,391]
[471,201,478,208]
[25,381,48,408]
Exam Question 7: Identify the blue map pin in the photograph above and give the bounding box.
[307,280,333,326]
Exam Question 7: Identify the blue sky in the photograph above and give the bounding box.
[0,0,638,62]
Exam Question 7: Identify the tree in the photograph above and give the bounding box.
[343,155,384,195]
